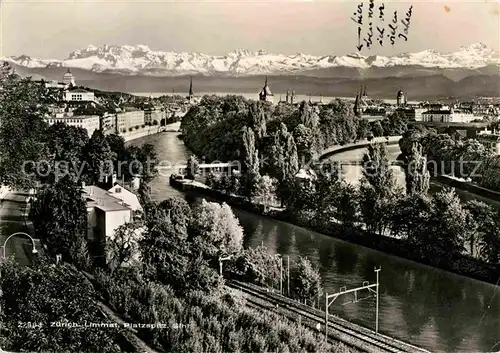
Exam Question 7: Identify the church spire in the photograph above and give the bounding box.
[354,94,360,116]
[189,77,193,97]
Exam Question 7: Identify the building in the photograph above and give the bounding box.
[64,88,95,102]
[477,131,500,155]
[107,184,143,214]
[44,115,100,137]
[421,108,475,123]
[396,107,427,121]
[117,110,145,132]
[84,185,134,241]
[144,108,164,125]
[396,90,407,107]
[62,68,76,86]
[259,77,274,104]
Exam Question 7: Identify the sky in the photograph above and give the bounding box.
[0,0,499,58]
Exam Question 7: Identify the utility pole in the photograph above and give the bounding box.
[287,255,290,296]
[280,256,283,294]
[218,255,232,277]
[375,267,381,334]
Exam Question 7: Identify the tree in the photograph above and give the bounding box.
[253,175,277,210]
[360,143,402,235]
[241,127,261,198]
[391,194,433,244]
[189,200,244,260]
[45,123,89,183]
[404,142,430,196]
[463,200,500,262]
[335,182,359,230]
[356,119,371,141]
[371,121,384,137]
[186,155,200,180]
[107,223,142,271]
[428,188,468,256]
[270,123,299,207]
[293,124,314,165]
[0,72,49,189]
[0,261,121,352]
[289,256,323,307]
[158,197,192,233]
[227,245,280,288]
[140,215,220,294]
[133,143,159,183]
[30,176,90,269]
[83,130,116,185]
[105,133,128,177]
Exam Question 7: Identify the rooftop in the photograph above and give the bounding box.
[83,185,132,212]
[69,88,92,93]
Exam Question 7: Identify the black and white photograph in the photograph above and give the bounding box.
[0,0,499,352]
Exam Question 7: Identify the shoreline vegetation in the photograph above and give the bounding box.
[178,95,500,287]
[169,175,499,285]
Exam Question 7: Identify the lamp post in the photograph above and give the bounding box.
[218,255,232,277]
[1,232,38,260]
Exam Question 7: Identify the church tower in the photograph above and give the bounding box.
[258,76,274,104]
[397,89,405,107]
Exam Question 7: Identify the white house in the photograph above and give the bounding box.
[421,109,475,123]
[84,185,133,241]
[107,184,143,214]
[64,89,95,102]
[44,115,100,138]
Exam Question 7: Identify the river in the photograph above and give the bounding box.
[129,132,500,353]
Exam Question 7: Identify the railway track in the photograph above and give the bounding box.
[227,280,429,353]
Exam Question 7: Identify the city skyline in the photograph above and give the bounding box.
[1,0,499,58]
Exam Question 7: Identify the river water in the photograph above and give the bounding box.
[129,132,500,353]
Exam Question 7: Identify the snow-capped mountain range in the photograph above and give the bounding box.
[2,43,499,76]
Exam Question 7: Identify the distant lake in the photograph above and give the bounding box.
[131,92,420,105]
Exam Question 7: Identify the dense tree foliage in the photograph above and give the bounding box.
[83,130,116,185]
[404,142,430,196]
[189,200,244,259]
[30,176,90,269]
[0,262,121,352]
[289,256,323,307]
[0,68,49,189]
[227,245,281,288]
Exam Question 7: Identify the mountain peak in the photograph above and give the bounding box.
[459,42,490,52]
[4,42,497,76]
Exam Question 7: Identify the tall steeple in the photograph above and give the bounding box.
[188,77,194,97]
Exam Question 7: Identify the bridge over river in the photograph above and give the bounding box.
[128,132,500,353]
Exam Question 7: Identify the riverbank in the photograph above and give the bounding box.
[170,176,499,286]
[318,136,402,161]
[120,122,181,142]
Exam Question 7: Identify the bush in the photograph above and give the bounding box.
[135,125,140,130]
[142,124,146,128]
[93,269,351,353]
[128,127,133,132]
